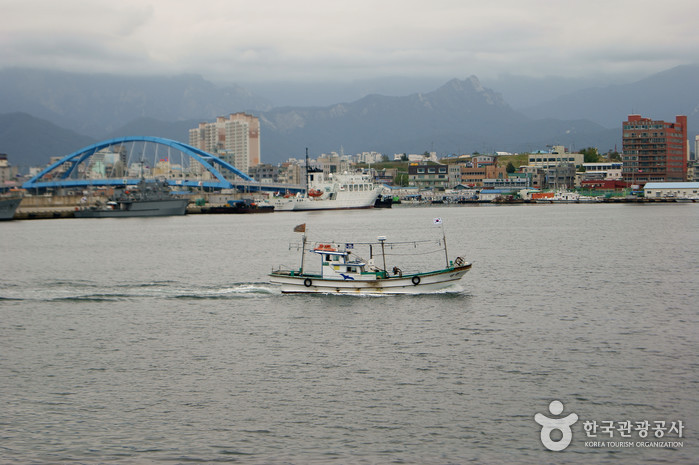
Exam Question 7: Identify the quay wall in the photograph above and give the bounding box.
[19,195,86,208]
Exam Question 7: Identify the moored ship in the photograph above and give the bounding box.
[74,179,189,218]
[268,170,381,211]
[266,150,382,211]
[0,196,22,220]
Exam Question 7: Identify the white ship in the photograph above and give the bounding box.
[269,170,381,211]
[267,150,381,211]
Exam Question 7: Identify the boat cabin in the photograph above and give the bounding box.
[312,244,376,280]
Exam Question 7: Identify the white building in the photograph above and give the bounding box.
[643,182,699,199]
[582,162,623,180]
[188,113,261,170]
[356,152,384,164]
[86,146,127,178]
[393,153,439,163]
[529,145,584,168]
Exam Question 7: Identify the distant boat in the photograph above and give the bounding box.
[201,199,274,214]
[267,170,381,211]
[0,196,22,220]
[266,149,381,211]
[270,223,472,295]
[533,190,601,203]
[374,194,393,208]
[74,178,189,218]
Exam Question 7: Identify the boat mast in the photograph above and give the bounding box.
[300,234,307,273]
[305,147,309,193]
[442,225,450,268]
[378,236,387,271]
[436,218,449,267]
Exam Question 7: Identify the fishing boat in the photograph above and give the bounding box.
[533,190,601,203]
[266,150,382,211]
[74,178,189,218]
[269,221,472,294]
[0,195,22,220]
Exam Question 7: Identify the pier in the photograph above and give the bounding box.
[7,194,690,220]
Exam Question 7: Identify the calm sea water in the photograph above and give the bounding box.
[1,204,697,464]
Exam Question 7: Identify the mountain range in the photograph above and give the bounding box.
[1,65,697,168]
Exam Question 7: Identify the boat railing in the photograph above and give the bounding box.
[272,264,297,274]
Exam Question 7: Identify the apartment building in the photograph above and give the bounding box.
[188,113,261,174]
[460,163,507,187]
[622,114,688,183]
[408,164,460,189]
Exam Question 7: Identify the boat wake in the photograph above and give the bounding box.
[2,279,466,302]
[169,283,278,300]
[1,280,279,303]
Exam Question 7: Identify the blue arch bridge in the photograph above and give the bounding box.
[22,136,304,194]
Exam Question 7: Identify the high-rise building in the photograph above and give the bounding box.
[0,153,19,185]
[622,115,688,183]
[188,113,261,174]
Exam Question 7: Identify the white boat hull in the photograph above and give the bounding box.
[270,265,471,295]
[270,189,380,211]
[269,170,382,211]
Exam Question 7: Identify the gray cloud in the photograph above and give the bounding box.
[1,0,697,82]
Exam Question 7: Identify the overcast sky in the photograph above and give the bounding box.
[2,0,698,83]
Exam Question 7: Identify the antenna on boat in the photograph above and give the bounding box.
[434,217,449,267]
[305,147,309,193]
[378,236,387,272]
[300,233,307,273]
[294,223,307,273]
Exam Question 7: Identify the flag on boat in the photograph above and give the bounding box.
[433,217,443,225]
[293,223,306,233]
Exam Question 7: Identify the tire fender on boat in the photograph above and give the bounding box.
[304,278,313,287]
[411,276,421,285]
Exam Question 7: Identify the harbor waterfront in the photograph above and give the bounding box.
[1,204,697,464]
[7,191,692,220]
